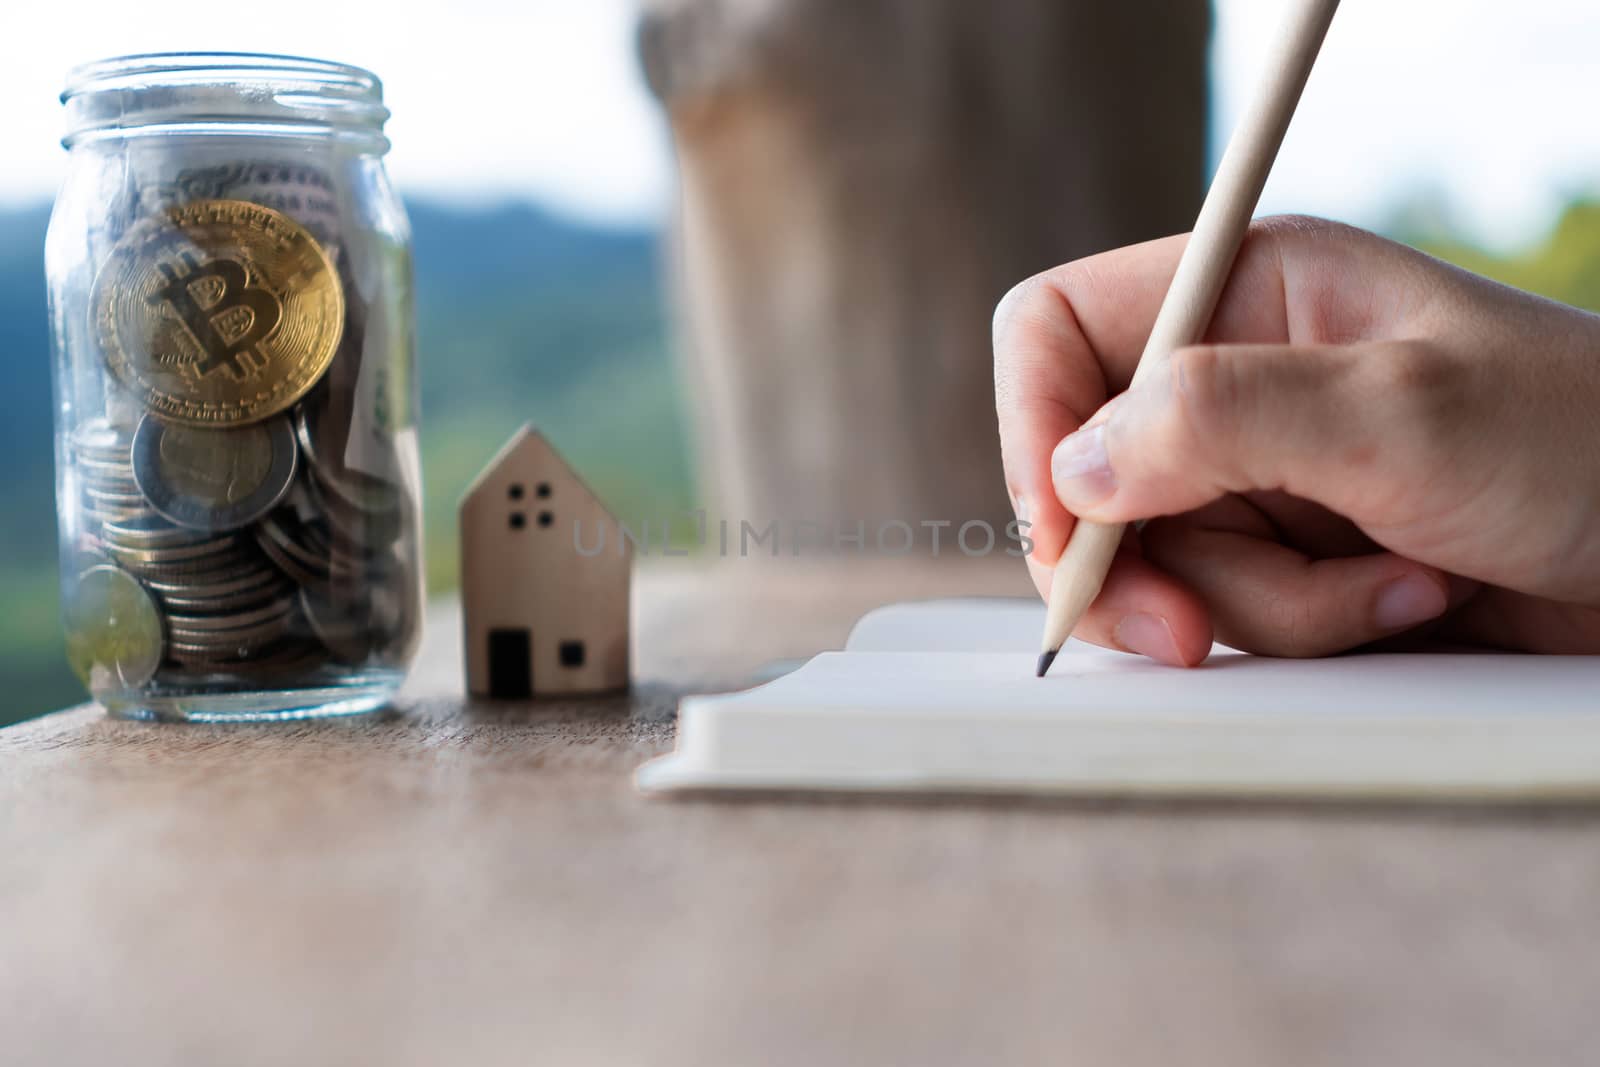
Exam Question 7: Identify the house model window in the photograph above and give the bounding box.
[460,425,631,699]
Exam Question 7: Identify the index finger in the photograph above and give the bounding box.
[993,215,1386,570]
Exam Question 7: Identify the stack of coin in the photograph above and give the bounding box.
[73,421,143,526]
[62,196,417,696]
[258,387,413,666]
[69,403,412,688]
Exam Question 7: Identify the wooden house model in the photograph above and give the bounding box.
[460,425,631,698]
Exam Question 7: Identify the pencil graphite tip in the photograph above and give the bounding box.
[1035,649,1058,678]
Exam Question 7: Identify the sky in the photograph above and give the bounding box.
[1222,0,1600,247]
[1,0,1597,247]
[0,0,674,223]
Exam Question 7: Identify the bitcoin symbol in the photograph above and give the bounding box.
[95,199,344,426]
[152,252,283,381]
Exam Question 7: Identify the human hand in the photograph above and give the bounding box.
[993,215,1600,665]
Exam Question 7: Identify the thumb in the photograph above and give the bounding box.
[1050,342,1393,523]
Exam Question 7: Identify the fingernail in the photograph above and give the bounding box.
[1372,572,1448,630]
[1013,492,1030,526]
[1051,424,1116,510]
[1113,612,1183,666]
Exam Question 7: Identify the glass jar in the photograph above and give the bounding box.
[46,53,423,721]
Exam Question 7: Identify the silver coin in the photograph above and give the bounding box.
[163,637,269,666]
[294,393,403,513]
[256,511,334,585]
[165,595,296,634]
[103,549,240,585]
[166,628,289,656]
[132,414,299,533]
[80,478,142,503]
[165,641,261,664]
[166,636,290,665]
[78,456,138,482]
[83,484,149,509]
[132,545,269,586]
[101,513,216,551]
[144,566,286,604]
[63,563,164,691]
[306,474,402,549]
[255,533,326,589]
[162,640,326,679]
[82,501,158,527]
[299,587,376,664]
[79,467,139,487]
[166,609,294,653]
[102,532,236,568]
[327,536,381,575]
[156,588,292,617]
[79,446,135,471]
[71,419,134,463]
[140,561,267,593]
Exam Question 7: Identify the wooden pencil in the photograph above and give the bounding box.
[1037,0,1342,676]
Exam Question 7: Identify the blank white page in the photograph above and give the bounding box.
[845,598,1052,653]
[639,602,1600,799]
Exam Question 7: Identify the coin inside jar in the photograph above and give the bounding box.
[101,531,237,569]
[165,600,296,652]
[101,512,218,550]
[299,586,377,664]
[70,418,135,463]
[92,199,345,427]
[64,563,165,691]
[143,563,286,608]
[256,509,336,587]
[294,388,403,514]
[132,413,298,532]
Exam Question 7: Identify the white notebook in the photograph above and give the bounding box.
[636,599,1600,800]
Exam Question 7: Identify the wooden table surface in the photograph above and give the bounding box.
[5,558,1600,1067]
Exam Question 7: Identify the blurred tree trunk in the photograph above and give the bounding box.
[639,0,1209,535]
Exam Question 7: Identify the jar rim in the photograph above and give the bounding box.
[62,52,390,149]
[64,51,383,100]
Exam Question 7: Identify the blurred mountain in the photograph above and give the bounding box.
[0,198,689,725]
[411,201,669,410]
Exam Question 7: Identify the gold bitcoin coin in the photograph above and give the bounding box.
[93,199,345,426]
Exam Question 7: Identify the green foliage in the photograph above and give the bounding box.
[1397,198,1600,313]
[421,353,695,592]
[0,567,78,723]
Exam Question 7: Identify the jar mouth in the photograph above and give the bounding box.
[62,52,390,150]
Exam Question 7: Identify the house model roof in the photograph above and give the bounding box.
[459,422,632,699]
[460,423,626,531]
